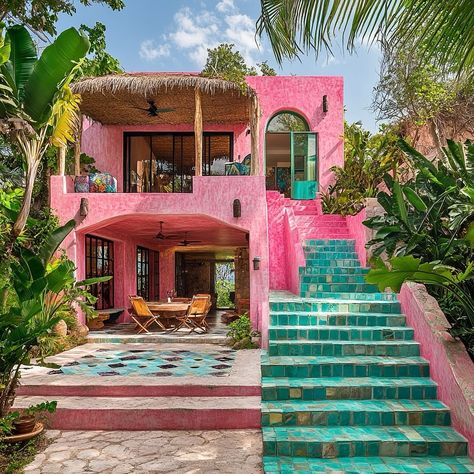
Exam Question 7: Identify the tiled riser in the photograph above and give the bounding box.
[268,342,420,357]
[270,302,401,313]
[304,252,359,259]
[301,292,398,301]
[261,362,429,378]
[306,259,362,267]
[262,411,451,428]
[269,327,414,341]
[263,437,467,458]
[261,385,437,401]
[301,283,380,293]
[301,275,368,283]
[263,232,474,473]
[270,314,407,327]
[302,267,369,275]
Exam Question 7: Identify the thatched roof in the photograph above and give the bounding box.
[72,73,256,125]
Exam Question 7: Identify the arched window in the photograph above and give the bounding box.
[267,111,309,133]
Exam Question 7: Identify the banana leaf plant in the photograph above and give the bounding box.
[0,24,89,249]
[364,139,474,266]
[366,255,474,329]
[0,219,110,418]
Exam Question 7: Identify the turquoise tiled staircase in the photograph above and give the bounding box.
[262,239,474,473]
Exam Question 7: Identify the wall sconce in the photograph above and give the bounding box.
[79,197,89,217]
[233,199,241,218]
[323,95,328,113]
[253,257,261,270]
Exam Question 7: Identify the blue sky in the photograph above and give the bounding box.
[57,0,382,131]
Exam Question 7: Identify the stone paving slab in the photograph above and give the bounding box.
[25,429,262,473]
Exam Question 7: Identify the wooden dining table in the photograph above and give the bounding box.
[147,301,190,330]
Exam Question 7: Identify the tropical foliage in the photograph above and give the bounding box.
[0,0,124,36]
[257,0,474,76]
[0,220,110,418]
[227,314,260,349]
[0,24,90,248]
[364,139,474,260]
[364,139,474,353]
[321,122,404,215]
[373,39,474,154]
[201,43,276,91]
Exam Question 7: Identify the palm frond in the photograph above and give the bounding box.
[49,85,81,148]
[257,0,474,76]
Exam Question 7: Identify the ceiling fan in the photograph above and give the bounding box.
[177,232,202,247]
[155,221,180,241]
[133,100,175,117]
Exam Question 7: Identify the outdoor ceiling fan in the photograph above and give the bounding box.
[155,221,180,240]
[133,100,175,117]
[177,232,202,247]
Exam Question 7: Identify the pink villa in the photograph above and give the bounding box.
[51,73,343,344]
[28,72,474,470]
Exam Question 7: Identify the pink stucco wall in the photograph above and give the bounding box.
[346,208,368,267]
[50,175,270,346]
[246,75,344,188]
[266,191,305,293]
[399,283,474,456]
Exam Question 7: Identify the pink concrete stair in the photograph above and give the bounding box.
[14,395,261,430]
[283,198,352,242]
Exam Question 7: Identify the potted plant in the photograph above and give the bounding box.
[11,401,57,435]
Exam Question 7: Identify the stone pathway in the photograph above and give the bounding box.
[25,429,262,473]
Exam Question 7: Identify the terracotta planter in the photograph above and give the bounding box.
[13,415,36,434]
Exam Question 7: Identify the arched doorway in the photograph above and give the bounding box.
[265,111,318,199]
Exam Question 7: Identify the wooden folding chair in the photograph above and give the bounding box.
[188,294,211,333]
[129,295,166,333]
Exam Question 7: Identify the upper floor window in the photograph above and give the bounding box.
[267,112,309,133]
[124,132,233,193]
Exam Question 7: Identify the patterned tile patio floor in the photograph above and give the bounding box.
[47,347,237,377]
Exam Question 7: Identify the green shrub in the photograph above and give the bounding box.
[227,313,260,349]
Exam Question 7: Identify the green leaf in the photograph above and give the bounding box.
[5,25,37,98]
[76,276,112,287]
[39,219,76,265]
[393,182,409,226]
[466,222,474,248]
[403,186,427,212]
[23,27,90,125]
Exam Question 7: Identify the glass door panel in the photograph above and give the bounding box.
[291,132,318,199]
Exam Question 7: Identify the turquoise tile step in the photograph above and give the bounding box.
[306,239,356,246]
[306,258,362,267]
[261,377,437,401]
[301,282,379,293]
[263,455,474,473]
[268,326,414,342]
[260,355,429,378]
[268,340,420,357]
[304,251,359,259]
[301,274,368,283]
[269,312,407,327]
[301,266,369,275]
[301,292,398,301]
[262,425,467,458]
[269,300,401,314]
[303,245,356,253]
[261,399,450,427]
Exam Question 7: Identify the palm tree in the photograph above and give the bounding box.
[0,25,89,247]
[257,0,474,76]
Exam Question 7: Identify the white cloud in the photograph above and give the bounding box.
[163,3,262,68]
[139,40,170,61]
[216,0,236,13]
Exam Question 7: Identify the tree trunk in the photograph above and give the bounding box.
[11,159,40,240]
